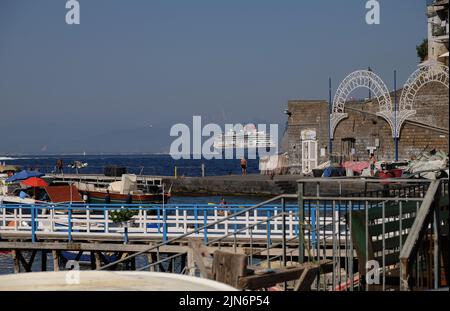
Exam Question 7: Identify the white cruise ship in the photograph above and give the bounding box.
[213,124,276,149]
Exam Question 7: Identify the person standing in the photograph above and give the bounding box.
[105,190,111,204]
[369,153,377,177]
[218,197,227,216]
[56,159,64,174]
[240,158,247,175]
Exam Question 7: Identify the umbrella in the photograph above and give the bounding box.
[21,177,48,188]
[0,165,21,173]
[5,170,45,183]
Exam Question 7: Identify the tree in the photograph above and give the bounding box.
[416,39,428,62]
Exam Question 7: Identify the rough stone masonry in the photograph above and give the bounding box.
[286,82,449,173]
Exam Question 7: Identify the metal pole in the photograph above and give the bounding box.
[281,197,286,268]
[298,182,305,264]
[31,205,36,243]
[433,210,439,289]
[394,70,399,161]
[68,204,73,243]
[328,78,333,156]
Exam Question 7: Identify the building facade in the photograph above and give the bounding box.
[427,0,449,65]
[284,2,449,175]
[286,82,449,174]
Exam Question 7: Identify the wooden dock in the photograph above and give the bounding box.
[0,177,446,291]
[46,173,383,196]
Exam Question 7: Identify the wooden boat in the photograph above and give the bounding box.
[74,174,170,204]
[0,184,83,205]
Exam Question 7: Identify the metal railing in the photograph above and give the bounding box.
[296,177,448,291]
[1,177,447,291]
[0,202,333,242]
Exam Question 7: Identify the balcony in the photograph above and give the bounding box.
[433,24,448,36]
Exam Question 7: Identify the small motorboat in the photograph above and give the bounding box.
[74,174,170,205]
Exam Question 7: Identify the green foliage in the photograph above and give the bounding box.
[109,208,137,223]
[416,39,428,62]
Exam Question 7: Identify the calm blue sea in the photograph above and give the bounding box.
[1,154,259,177]
[0,154,267,275]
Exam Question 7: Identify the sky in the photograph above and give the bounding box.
[0,0,428,154]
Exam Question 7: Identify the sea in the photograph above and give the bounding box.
[0,154,266,275]
[0,154,259,177]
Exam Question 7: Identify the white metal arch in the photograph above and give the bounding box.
[330,70,392,139]
[400,62,449,111]
[394,62,449,138]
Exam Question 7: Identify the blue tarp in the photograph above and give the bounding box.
[323,167,333,177]
[5,170,45,183]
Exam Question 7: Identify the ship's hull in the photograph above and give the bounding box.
[80,190,170,205]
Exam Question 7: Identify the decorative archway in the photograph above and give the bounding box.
[330,70,392,139]
[395,62,449,137]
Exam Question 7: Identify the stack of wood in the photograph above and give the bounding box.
[188,239,333,291]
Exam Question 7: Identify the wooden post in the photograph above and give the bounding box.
[41,250,47,272]
[131,257,136,270]
[212,251,247,289]
[189,238,212,279]
[186,249,196,276]
[12,250,20,273]
[146,253,155,272]
[94,251,102,270]
[90,251,96,270]
[52,250,60,272]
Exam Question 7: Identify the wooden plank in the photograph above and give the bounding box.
[0,241,189,253]
[188,238,212,279]
[94,251,102,270]
[212,251,247,289]
[240,259,332,290]
[52,250,59,271]
[400,180,441,290]
[41,250,47,271]
[239,266,305,290]
[294,266,318,291]
[12,250,20,273]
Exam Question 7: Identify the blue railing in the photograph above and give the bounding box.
[0,202,362,245]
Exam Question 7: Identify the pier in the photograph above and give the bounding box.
[1,177,448,291]
[46,173,385,196]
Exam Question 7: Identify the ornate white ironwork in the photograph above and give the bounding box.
[395,62,449,137]
[330,70,392,139]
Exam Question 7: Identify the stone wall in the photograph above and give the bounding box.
[287,82,449,173]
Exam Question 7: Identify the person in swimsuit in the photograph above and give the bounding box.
[240,158,247,175]
[369,153,377,177]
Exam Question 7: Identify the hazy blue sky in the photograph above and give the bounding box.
[0,0,427,154]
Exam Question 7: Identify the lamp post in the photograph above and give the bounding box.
[394,70,399,162]
[328,78,333,156]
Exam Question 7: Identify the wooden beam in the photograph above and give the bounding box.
[188,238,212,279]
[212,251,247,289]
[400,181,441,290]
[294,266,318,291]
[94,251,102,270]
[240,260,332,290]
[240,267,305,290]
[12,250,20,273]
[52,250,59,271]
[41,250,47,272]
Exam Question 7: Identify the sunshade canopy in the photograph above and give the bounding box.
[5,170,45,183]
[21,177,48,188]
[0,165,21,173]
